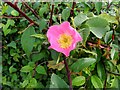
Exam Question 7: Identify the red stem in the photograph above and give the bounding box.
[70,2,76,17]
[49,4,54,26]
[64,58,73,90]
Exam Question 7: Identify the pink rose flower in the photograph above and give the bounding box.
[47,21,82,57]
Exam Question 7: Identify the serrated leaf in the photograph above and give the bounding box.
[74,13,88,26]
[50,73,69,88]
[71,58,96,72]
[36,65,46,75]
[62,8,70,21]
[91,75,103,88]
[20,65,33,73]
[21,26,35,57]
[72,76,85,86]
[86,17,110,38]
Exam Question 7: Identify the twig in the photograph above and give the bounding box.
[0,15,23,18]
[49,4,54,26]
[64,58,73,90]
[87,41,112,49]
[32,62,38,77]
[4,1,39,27]
[18,23,34,34]
[22,1,39,19]
[70,2,76,17]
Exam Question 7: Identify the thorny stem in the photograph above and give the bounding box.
[49,4,54,26]
[22,1,40,19]
[5,1,39,27]
[63,58,73,90]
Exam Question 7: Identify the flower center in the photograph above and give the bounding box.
[57,33,73,49]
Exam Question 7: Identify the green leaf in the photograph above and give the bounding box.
[11,10,19,16]
[39,19,47,31]
[95,2,102,14]
[74,13,88,26]
[80,27,90,46]
[72,76,85,86]
[62,8,70,21]
[36,65,46,75]
[39,4,48,17]
[27,78,38,88]
[71,58,96,72]
[7,41,16,49]
[110,44,119,60]
[21,79,29,88]
[20,65,33,73]
[7,19,15,26]
[50,73,69,88]
[86,17,110,38]
[104,31,112,44]
[111,77,119,88]
[2,19,15,36]
[99,13,118,24]
[9,66,17,73]
[3,28,11,36]
[21,26,35,57]
[50,50,59,61]
[31,51,46,62]
[91,75,103,88]
[97,62,106,81]
[1,5,8,15]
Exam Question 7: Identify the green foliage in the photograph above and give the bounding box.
[50,73,69,88]
[21,26,35,57]
[1,1,120,89]
[62,7,70,21]
[36,65,47,75]
[91,75,103,88]
[72,76,85,86]
[86,17,110,39]
[71,58,96,72]
[74,13,88,26]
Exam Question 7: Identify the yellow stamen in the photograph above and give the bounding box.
[57,33,73,49]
